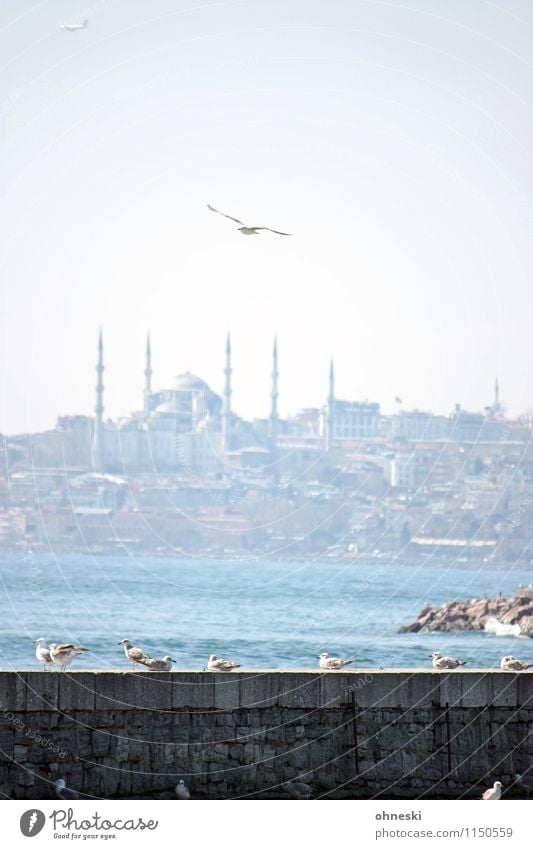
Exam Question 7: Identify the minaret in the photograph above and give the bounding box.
[144,333,152,418]
[493,376,500,414]
[268,335,279,450]
[222,332,232,452]
[92,329,104,471]
[326,358,335,449]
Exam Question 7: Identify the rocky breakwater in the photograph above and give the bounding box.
[399,587,533,635]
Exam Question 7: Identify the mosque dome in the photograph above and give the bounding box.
[170,372,210,392]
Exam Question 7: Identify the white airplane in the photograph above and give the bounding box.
[59,20,88,32]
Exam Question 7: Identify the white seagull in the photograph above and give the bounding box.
[317,652,353,670]
[33,638,53,670]
[500,655,533,671]
[139,655,176,672]
[59,20,88,32]
[481,780,502,800]
[207,204,291,236]
[55,778,79,800]
[50,643,89,672]
[207,653,241,672]
[175,779,191,800]
[430,651,466,670]
[118,639,151,668]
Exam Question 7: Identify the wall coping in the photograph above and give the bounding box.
[0,669,532,712]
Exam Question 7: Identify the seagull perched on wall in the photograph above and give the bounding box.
[50,643,89,672]
[481,780,502,800]
[207,204,291,236]
[317,652,353,670]
[139,655,176,672]
[118,639,151,669]
[500,655,533,671]
[175,779,191,800]
[59,20,88,31]
[430,651,466,670]
[207,654,241,672]
[33,638,53,670]
[55,778,79,800]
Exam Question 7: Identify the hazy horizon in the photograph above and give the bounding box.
[2,0,533,434]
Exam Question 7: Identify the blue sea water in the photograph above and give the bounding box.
[0,553,531,671]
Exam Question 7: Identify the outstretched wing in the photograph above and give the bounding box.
[254,227,291,236]
[207,204,244,225]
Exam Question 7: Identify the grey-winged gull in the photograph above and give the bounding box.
[50,643,89,672]
[430,652,466,669]
[33,638,53,670]
[207,654,241,672]
[500,655,533,671]
[119,639,151,668]
[140,656,176,672]
[207,204,291,236]
[317,652,353,670]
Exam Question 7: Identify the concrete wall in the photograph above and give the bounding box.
[0,669,532,799]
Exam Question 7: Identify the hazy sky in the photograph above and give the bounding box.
[2,0,533,434]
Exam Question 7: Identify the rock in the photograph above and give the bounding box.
[399,588,533,635]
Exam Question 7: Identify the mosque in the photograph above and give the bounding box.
[91,330,285,474]
[88,330,382,475]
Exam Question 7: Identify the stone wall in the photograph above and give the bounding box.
[0,669,532,799]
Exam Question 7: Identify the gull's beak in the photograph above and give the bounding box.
[170,659,176,663]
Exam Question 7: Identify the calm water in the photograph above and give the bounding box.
[0,553,532,670]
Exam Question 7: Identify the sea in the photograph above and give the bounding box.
[0,552,531,671]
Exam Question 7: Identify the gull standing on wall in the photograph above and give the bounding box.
[317,652,353,670]
[207,654,241,672]
[139,656,176,672]
[33,638,53,670]
[500,655,533,671]
[50,643,89,672]
[481,780,502,800]
[430,652,466,669]
[207,204,291,236]
[118,639,151,668]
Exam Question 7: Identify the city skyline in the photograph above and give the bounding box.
[3,1,533,433]
[0,328,511,437]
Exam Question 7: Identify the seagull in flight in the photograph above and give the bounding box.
[59,20,88,32]
[207,204,291,236]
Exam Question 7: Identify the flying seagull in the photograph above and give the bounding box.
[50,643,89,672]
[59,20,88,32]
[55,778,79,800]
[207,653,241,672]
[430,651,466,670]
[481,780,502,800]
[118,639,151,668]
[33,638,53,670]
[317,652,353,670]
[207,204,291,236]
[175,779,191,800]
